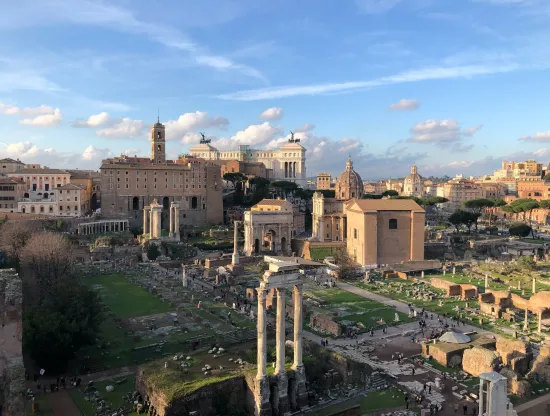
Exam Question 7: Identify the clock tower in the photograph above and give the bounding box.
[151,117,166,164]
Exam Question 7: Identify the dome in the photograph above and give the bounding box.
[335,156,363,201]
[439,331,471,344]
[403,164,424,197]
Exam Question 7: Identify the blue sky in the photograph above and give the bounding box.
[1,0,550,179]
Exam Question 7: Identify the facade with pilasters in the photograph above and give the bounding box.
[189,139,307,187]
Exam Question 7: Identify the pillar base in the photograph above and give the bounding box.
[254,375,272,416]
[273,372,290,416]
[169,232,174,238]
[292,364,308,409]
[175,232,180,241]
[228,263,244,275]
[232,252,240,265]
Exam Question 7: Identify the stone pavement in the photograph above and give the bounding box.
[46,390,81,416]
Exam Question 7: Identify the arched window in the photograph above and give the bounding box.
[191,196,198,209]
[389,219,397,229]
[43,193,49,199]
[24,192,29,198]
[132,196,140,210]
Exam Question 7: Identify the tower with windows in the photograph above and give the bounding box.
[151,118,166,164]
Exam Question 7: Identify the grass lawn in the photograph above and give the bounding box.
[69,375,139,416]
[309,246,335,261]
[25,396,53,416]
[86,273,173,318]
[306,287,410,330]
[310,387,411,416]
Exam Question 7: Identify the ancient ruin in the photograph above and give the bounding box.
[254,262,307,416]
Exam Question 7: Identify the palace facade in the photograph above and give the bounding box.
[100,120,223,229]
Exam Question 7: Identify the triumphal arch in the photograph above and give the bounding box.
[254,262,307,416]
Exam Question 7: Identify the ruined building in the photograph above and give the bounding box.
[0,269,24,415]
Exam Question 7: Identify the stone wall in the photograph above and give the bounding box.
[462,347,499,377]
[496,338,530,366]
[0,269,24,416]
[310,313,342,336]
[430,278,461,297]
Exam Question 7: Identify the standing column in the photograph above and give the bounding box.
[524,308,529,331]
[169,206,174,238]
[293,284,303,368]
[275,287,286,375]
[478,379,485,416]
[254,288,271,415]
[174,205,180,240]
[533,277,537,294]
[232,221,240,265]
[538,310,543,334]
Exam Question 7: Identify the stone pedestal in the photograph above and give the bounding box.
[254,376,272,416]
[227,263,244,275]
[273,374,290,416]
[293,364,308,409]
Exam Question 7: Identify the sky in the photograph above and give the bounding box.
[1,0,550,180]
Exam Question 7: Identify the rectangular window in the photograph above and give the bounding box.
[353,228,357,239]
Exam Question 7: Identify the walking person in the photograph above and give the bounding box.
[463,404,468,415]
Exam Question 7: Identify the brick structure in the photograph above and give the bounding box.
[310,313,342,337]
[100,120,223,229]
[430,278,478,299]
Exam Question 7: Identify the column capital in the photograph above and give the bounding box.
[294,283,303,294]
[275,287,286,298]
[256,288,267,303]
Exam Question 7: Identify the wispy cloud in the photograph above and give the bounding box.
[0,0,266,82]
[217,63,521,101]
[355,0,404,14]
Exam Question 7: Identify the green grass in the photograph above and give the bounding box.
[25,396,53,416]
[86,273,173,318]
[310,387,410,416]
[68,376,139,416]
[306,288,410,331]
[309,247,335,261]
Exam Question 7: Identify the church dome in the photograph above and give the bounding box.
[335,156,363,201]
[404,164,424,196]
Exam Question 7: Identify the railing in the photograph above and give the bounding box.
[19,198,57,202]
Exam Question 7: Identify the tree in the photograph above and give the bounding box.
[270,180,299,198]
[317,189,336,198]
[223,172,247,190]
[147,243,160,260]
[488,198,506,227]
[508,199,539,237]
[419,196,449,206]
[449,211,464,234]
[509,222,531,237]
[362,193,383,199]
[333,248,356,280]
[449,210,479,234]
[23,283,104,373]
[0,220,38,262]
[382,190,399,197]
[462,198,495,231]
[21,232,74,295]
[517,255,536,271]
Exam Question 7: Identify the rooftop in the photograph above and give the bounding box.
[348,198,425,213]
[16,168,70,174]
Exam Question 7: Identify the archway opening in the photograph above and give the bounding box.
[264,229,276,251]
[31,206,35,213]
[91,193,99,211]
[254,238,260,254]
[281,237,287,253]
[162,196,170,210]
[24,192,29,198]
[132,196,140,210]
[191,196,198,209]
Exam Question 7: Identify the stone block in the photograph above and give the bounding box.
[462,347,499,377]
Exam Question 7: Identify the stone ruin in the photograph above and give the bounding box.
[0,269,24,416]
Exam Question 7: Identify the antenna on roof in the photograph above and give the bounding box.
[157,108,160,123]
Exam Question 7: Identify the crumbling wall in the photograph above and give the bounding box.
[0,269,25,416]
[462,347,499,377]
[309,313,342,336]
[496,338,530,366]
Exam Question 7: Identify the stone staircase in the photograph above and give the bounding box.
[369,371,387,390]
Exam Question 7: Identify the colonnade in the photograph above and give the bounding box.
[254,266,307,415]
[143,199,162,239]
[78,220,129,235]
[168,202,180,240]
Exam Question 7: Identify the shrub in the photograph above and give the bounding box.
[509,222,531,237]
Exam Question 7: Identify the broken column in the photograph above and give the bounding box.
[143,206,151,235]
[228,221,244,275]
[524,308,529,331]
[293,284,307,408]
[538,309,543,334]
[485,274,489,289]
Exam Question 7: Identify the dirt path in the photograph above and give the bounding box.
[46,391,81,416]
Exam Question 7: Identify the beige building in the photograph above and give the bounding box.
[363,181,386,195]
[8,167,71,193]
[100,120,223,229]
[190,138,307,187]
[436,177,483,207]
[346,199,425,266]
[0,158,24,174]
[312,157,425,267]
[0,177,25,212]
[493,160,543,179]
[316,173,332,190]
[243,199,296,255]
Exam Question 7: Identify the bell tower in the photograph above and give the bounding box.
[151,117,166,164]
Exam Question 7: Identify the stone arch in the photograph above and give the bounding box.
[162,196,170,209]
[132,196,140,211]
[30,206,35,213]
[281,237,287,252]
[24,192,29,198]
[191,196,198,209]
[265,229,277,251]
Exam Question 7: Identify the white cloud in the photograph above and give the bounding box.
[217,64,521,101]
[533,148,550,157]
[408,120,482,150]
[180,132,217,145]
[74,112,112,128]
[20,108,63,127]
[463,124,484,136]
[0,103,20,115]
[259,107,284,121]
[212,122,281,150]
[520,131,550,142]
[165,111,229,140]
[82,145,112,161]
[294,123,316,133]
[0,103,58,117]
[355,0,404,14]
[388,99,420,111]
[96,118,145,138]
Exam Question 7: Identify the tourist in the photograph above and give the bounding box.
[454,403,458,413]
[412,367,416,376]
[463,404,468,415]
[404,393,409,409]
[472,406,477,415]
[428,384,432,394]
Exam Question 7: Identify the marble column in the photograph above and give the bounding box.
[232,221,240,265]
[485,274,489,289]
[478,379,485,416]
[151,205,162,238]
[255,288,271,415]
[538,310,543,334]
[524,308,529,331]
[169,206,174,238]
[173,203,180,240]
[274,287,289,414]
[293,284,303,368]
[533,277,537,294]
[275,288,286,375]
